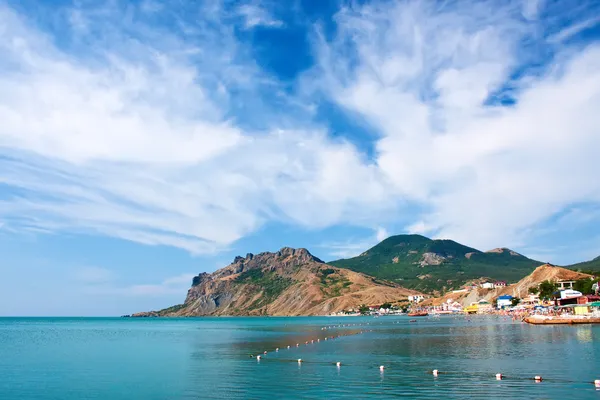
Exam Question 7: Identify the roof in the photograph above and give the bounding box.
[498,295,513,299]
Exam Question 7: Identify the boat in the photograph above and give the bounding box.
[523,315,600,325]
[407,311,428,317]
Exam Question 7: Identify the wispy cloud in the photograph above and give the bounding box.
[321,227,388,259]
[237,2,283,29]
[547,15,600,43]
[0,0,599,260]
[313,0,600,250]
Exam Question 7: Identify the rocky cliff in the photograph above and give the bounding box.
[133,247,420,316]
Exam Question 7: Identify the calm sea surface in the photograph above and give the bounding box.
[0,316,598,399]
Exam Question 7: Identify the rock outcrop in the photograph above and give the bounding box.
[133,247,420,317]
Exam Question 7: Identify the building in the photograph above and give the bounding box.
[494,281,507,288]
[577,295,600,305]
[477,300,493,313]
[556,280,575,290]
[497,295,513,309]
[408,295,425,303]
[556,289,583,306]
[481,282,494,289]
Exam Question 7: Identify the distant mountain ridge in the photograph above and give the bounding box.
[328,234,544,294]
[133,247,420,317]
[566,255,600,274]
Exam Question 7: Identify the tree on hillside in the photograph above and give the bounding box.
[538,280,559,300]
[380,302,392,310]
[511,298,521,307]
[528,286,539,294]
[573,278,599,295]
[358,304,370,315]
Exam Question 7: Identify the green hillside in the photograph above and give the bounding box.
[567,256,600,275]
[329,234,543,293]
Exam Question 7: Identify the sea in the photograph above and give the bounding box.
[0,315,598,399]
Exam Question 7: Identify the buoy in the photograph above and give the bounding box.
[433,369,439,376]
[298,359,302,363]
[534,376,542,382]
[594,379,600,387]
[496,373,503,380]
[336,362,341,367]
[379,365,385,371]
[256,355,261,360]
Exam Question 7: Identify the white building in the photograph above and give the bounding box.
[408,295,425,303]
[481,282,494,289]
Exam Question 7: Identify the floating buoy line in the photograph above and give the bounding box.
[249,320,599,388]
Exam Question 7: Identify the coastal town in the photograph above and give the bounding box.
[330,264,600,324]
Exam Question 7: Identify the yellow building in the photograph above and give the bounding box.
[574,305,590,315]
[464,304,478,314]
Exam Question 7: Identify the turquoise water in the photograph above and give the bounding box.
[0,316,598,399]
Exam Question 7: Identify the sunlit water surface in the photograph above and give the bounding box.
[1,316,598,399]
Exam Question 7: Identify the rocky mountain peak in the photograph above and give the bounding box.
[485,247,521,256]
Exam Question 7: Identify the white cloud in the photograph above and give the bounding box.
[0,3,390,254]
[522,0,544,20]
[237,3,283,29]
[321,227,389,259]
[547,15,600,44]
[0,0,599,260]
[315,0,600,250]
[375,227,388,242]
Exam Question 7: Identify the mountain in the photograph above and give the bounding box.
[133,247,420,317]
[328,234,543,293]
[567,255,600,274]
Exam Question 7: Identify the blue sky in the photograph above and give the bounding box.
[1,0,600,316]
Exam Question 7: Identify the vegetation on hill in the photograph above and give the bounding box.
[329,234,543,294]
[567,256,600,276]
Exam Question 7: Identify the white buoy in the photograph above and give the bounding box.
[433,369,439,377]
[534,376,542,382]
[336,362,341,367]
[496,373,503,380]
[594,379,600,387]
[298,359,302,363]
[256,355,261,360]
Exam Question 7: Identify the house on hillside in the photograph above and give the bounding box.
[408,295,425,303]
[497,295,513,309]
[481,282,494,289]
[494,281,507,288]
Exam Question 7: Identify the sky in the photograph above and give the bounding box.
[1,0,599,316]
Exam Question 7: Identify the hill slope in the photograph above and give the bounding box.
[329,234,543,293]
[424,264,593,306]
[133,247,420,316]
[567,255,600,274]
